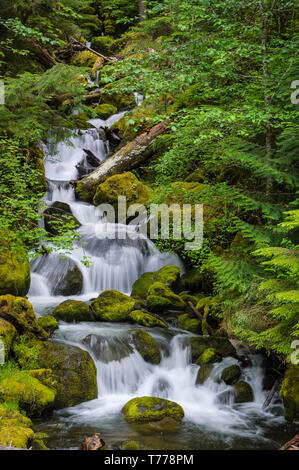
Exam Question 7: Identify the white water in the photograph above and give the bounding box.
[28,107,285,449]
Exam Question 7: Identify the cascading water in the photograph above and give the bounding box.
[29,103,292,450]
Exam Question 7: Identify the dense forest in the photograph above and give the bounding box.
[0,0,298,451]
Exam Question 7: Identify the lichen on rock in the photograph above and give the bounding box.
[91,290,135,322]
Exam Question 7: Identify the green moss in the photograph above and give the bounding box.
[178,314,202,334]
[129,310,166,328]
[147,283,185,311]
[130,329,161,364]
[71,50,99,67]
[67,112,94,130]
[196,364,214,384]
[37,316,59,333]
[104,20,116,36]
[0,295,48,339]
[98,84,135,111]
[53,300,94,322]
[233,381,254,403]
[181,269,204,293]
[12,335,42,369]
[196,348,222,366]
[93,172,151,218]
[0,425,34,449]
[75,178,96,203]
[122,396,184,423]
[0,238,30,297]
[0,371,56,416]
[92,290,135,322]
[0,319,16,360]
[280,365,299,422]
[91,57,104,79]
[221,365,241,385]
[131,272,155,299]
[26,369,57,391]
[146,295,172,313]
[179,292,199,306]
[94,103,118,119]
[91,36,114,55]
[190,336,236,363]
[154,265,182,291]
[122,441,140,450]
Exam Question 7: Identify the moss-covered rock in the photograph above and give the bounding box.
[129,329,161,364]
[0,295,47,339]
[0,425,34,449]
[67,112,94,130]
[221,365,241,385]
[71,50,99,67]
[0,319,16,360]
[0,238,30,297]
[146,283,185,311]
[122,397,184,424]
[75,178,95,203]
[91,36,114,55]
[280,365,299,422]
[93,172,151,220]
[91,57,104,80]
[146,295,172,313]
[43,202,80,236]
[196,364,214,385]
[0,371,56,416]
[181,269,204,293]
[131,266,182,301]
[91,290,135,322]
[179,292,199,306]
[36,341,97,409]
[197,348,222,366]
[53,300,94,322]
[36,315,59,333]
[129,310,166,328]
[98,84,135,111]
[94,103,118,119]
[190,336,236,363]
[131,272,155,299]
[122,440,140,450]
[52,259,83,297]
[178,314,202,334]
[233,381,254,403]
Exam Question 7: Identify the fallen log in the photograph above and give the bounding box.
[70,37,115,63]
[279,433,299,450]
[80,433,105,450]
[262,378,280,410]
[188,302,203,321]
[75,120,170,202]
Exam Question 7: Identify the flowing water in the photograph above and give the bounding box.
[28,104,296,450]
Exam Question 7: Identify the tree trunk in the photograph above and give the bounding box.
[75,120,170,202]
[29,40,57,69]
[138,0,147,21]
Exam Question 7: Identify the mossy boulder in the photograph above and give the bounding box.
[98,84,135,111]
[0,425,34,449]
[131,265,182,300]
[190,336,236,363]
[146,283,185,312]
[0,319,16,360]
[221,365,241,385]
[67,112,94,130]
[71,50,99,67]
[36,315,59,333]
[122,397,184,424]
[180,269,204,293]
[131,272,155,299]
[0,238,30,297]
[36,341,97,409]
[129,329,161,364]
[197,348,222,366]
[233,381,254,403]
[94,103,118,119]
[0,295,47,339]
[0,371,56,416]
[91,36,113,55]
[52,258,83,297]
[122,440,140,450]
[146,295,172,313]
[91,57,104,80]
[44,202,80,236]
[196,364,214,385]
[179,292,199,306]
[93,172,151,221]
[53,300,94,322]
[92,290,135,322]
[280,365,299,422]
[75,178,95,203]
[178,314,202,334]
[129,310,167,328]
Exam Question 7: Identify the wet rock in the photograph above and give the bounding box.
[94,103,117,120]
[129,309,167,328]
[91,290,135,322]
[44,202,80,236]
[37,315,59,333]
[233,381,254,403]
[0,295,47,339]
[146,283,185,312]
[280,365,299,422]
[221,365,241,385]
[122,396,184,424]
[197,348,222,366]
[129,329,161,364]
[196,364,214,385]
[53,300,94,322]
[52,258,83,296]
[80,433,106,450]
[35,341,98,409]
[122,440,140,450]
[178,313,202,334]
[83,334,134,362]
[190,336,236,363]
[131,265,182,300]
[0,237,30,297]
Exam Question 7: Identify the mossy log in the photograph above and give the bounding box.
[75,120,170,202]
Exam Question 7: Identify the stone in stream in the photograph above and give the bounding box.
[128,328,161,365]
[91,289,136,322]
[53,299,94,322]
[196,364,214,385]
[43,201,80,236]
[129,309,167,328]
[146,282,185,313]
[233,381,254,403]
[52,257,83,296]
[190,336,236,363]
[83,333,134,363]
[80,433,106,450]
[221,365,242,385]
[131,265,182,300]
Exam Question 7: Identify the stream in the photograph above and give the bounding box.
[28,100,296,450]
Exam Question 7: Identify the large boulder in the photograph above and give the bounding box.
[221,365,241,385]
[94,103,117,119]
[0,238,30,297]
[35,341,98,409]
[280,365,299,422]
[178,314,202,334]
[0,371,56,416]
[53,300,94,322]
[0,318,17,360]
[129,310,167,328]
[36,315,59,333]
[44,201,80,236]
[146,283,185,312]
[196,348,222,366]
[52,259,83,297]
[129,329,161,364]
[122,397,184,424]
[233,381,254,403]
[0,405,34,449]
[196,364,214,385]
[93,172,151,222]
[190,336,236,363]
[131,265,182,300]
[91,290,135,322]
[0,295,47,339]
